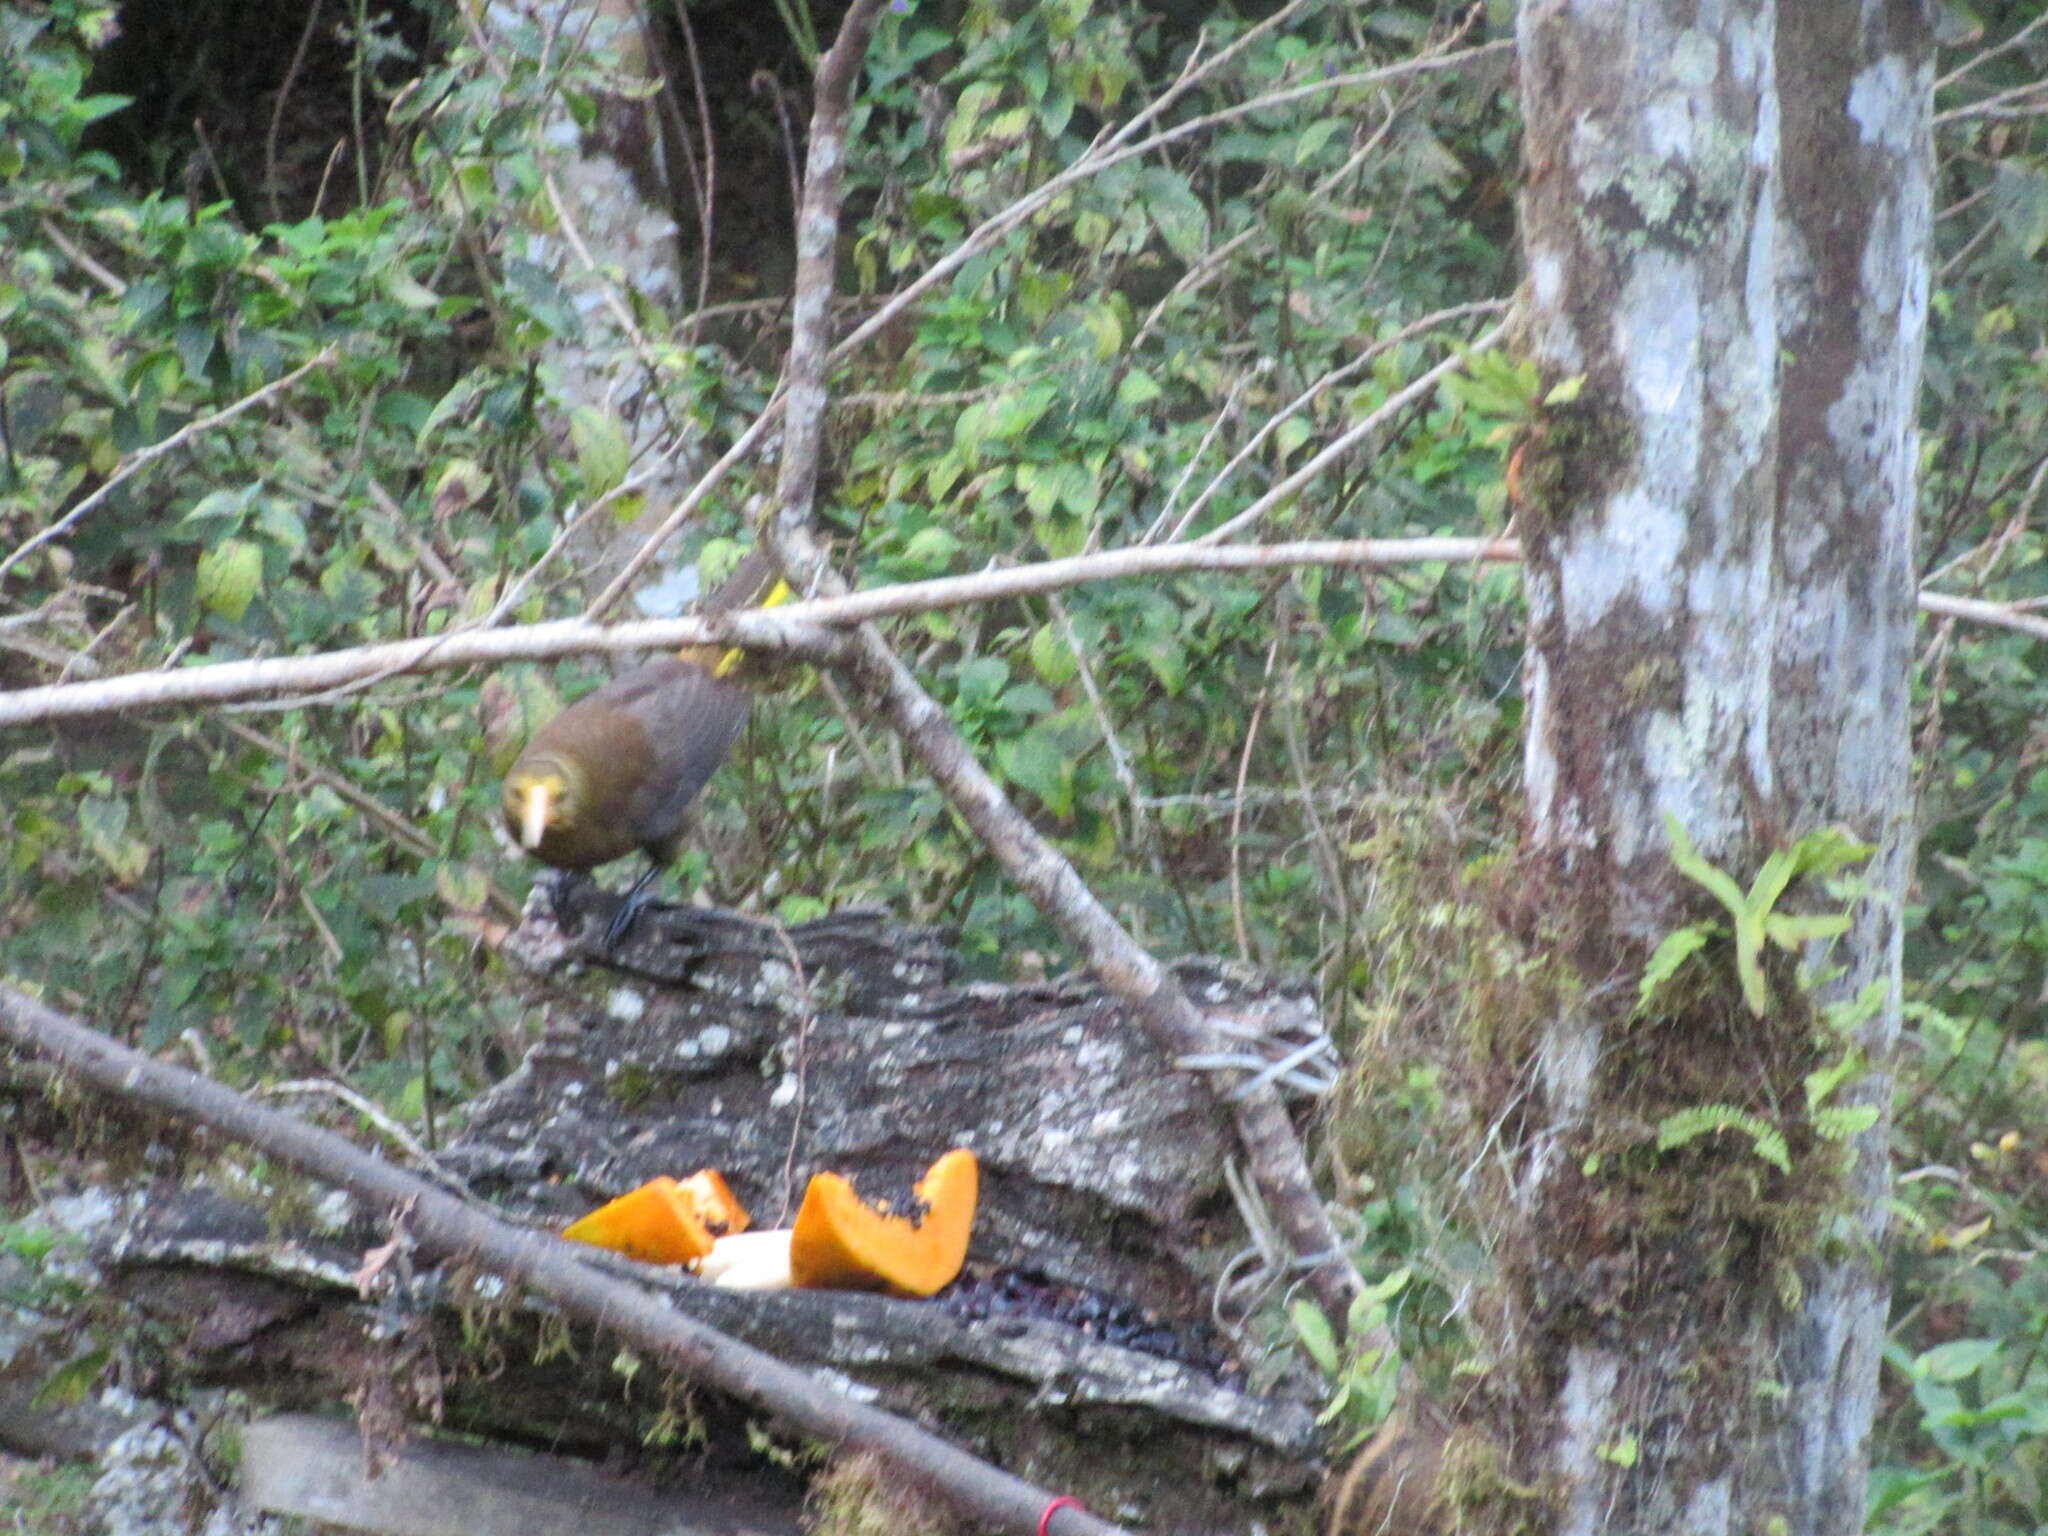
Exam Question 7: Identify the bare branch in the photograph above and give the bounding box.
[1934,9,2048,90]
[9,536,2045,726]
[1193,321,1506,544]
[0,539,1510,726]
[1162,300,1505,543]
[1918,590,2048,644]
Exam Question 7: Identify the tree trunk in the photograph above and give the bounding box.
[1498,4,1930,1533]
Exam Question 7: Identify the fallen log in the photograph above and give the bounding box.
[6,899,1336,1534]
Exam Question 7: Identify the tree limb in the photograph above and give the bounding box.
[6,540,2040,728]
[759,0,1371,1330]
[0,539,1510,726]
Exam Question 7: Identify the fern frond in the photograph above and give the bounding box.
[1656,1104,1791,1172]
[1812,1104,1880,1141]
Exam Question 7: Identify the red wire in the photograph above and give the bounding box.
[1038,1494,1087,1536]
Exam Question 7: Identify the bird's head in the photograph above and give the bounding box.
[503,755,582,851]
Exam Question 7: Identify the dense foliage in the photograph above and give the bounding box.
[1,0,2046,1527]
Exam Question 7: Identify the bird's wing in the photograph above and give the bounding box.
[624,661,753,846]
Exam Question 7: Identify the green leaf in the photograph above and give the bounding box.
[173,317,216,382]
[942,80,1006,163]
[1812,1104,1880,1140]
[196,538,263,622]
[901,525,962,569]
[80,795,148,883]
[73,93,133,126]
[996,728,1072,817]
[1664,814,1749,917]
[1360,1265,1411,1305]
[382,264,443,310]
[31,1346,110,1409]
[1597,1434,1638,1468]
[1077,301,1123,358]
[1314,1377,1356,1426]
[182,485,255,526]
[1803,1052,1864,1108]
[1133,630,1187,694]
[1029,624,1078,686]
[432,458,490,518]
[255,497,309,554]
[1916,1339,2000,1383]
[1991,161,2048,259]
[1732,910,1771,1016]
[569,406,631,497]
[1784,825,1875,879]
[1138,166,1207,264]
[1290,1299,1341,1376]
[987,386,1056,442]
[1294,119,1343,166]
[1033,509,1089,559]
[1274,416,1313,459]
[1748,846,1801,918]
[1764,911,1852,949]
[1117,369,1162,408]
[953,656,1010,708]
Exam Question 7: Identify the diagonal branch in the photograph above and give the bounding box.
[760,0,1370,1331]
[0,983,1128,1536]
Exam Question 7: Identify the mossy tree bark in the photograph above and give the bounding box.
[1500,4,1930,1534]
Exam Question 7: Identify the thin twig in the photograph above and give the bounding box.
[215,718,522,921]
[665,0,718,334]
[1919,590,2048,643]
[1935,9,2048,90]
[259,1076,464,1189]
[0,350,338,590]
[1231,636,1283,962]
[457,0,678,430]
[267,0,328,224]
[37,216,126,296]
[1049,593,1145,833]
[1165,299,1505,542]
[1128,73,1421,359]
[1935,76,2048,124]
[1193,321,1506,544]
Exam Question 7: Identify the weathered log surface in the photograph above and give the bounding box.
[42,898,1334,1534]
[463,893,1332,1316]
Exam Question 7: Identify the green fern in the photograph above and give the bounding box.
[1812,1105,1881,1141]
[1656,1104,1791,1172]
[1636,921,1716,1013]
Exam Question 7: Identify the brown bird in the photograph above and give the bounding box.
[502,551,786,945]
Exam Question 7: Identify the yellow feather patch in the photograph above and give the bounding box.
[712,577,794,678]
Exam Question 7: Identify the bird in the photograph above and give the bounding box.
[502,550,788,946]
